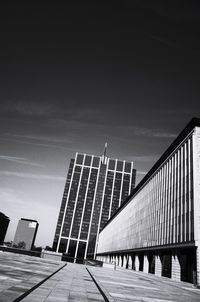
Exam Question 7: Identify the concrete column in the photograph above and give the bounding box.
[192,128,200,287]
[171,254,181,282]
[119,255,122,267]
[128,255,132,269]
[135,255,140,271]
[196,248,200,287]
[143,255,149,273]
[155,255,162,276]
[123,255,127,268]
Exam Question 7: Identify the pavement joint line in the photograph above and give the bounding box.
[86,267,116,302]
[13,262,67,302]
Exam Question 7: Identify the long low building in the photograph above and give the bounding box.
[96,118,200,286]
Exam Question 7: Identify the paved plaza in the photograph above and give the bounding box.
[0,252,200,301]
[89,265,200,302]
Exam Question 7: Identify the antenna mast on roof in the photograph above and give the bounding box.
[101,142,108,164]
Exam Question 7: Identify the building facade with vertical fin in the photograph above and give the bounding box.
[53,148,136,261]
[96,118,200,286]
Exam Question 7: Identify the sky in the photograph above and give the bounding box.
[1,1,200,247]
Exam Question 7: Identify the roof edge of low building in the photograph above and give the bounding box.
[100,117,200,232]
[21,218,38,223]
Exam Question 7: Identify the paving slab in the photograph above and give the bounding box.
[88,265,200,302]
[0,251,64,302]
[23,263,105,302]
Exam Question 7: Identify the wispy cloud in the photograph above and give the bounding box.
[0,137,75,151]
[2,101,56,116]
[0,155,42,167]
[0,187,24,207]
[131,155,159,162]
[103,125,177,141]
[125,126,177,138]
[3,133,72,144]
[0,170,65,181]
[151,35,173,47]
[124,155,159,163]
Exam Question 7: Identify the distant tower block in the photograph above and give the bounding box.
[13,218,39,250]
[53,145,136,261]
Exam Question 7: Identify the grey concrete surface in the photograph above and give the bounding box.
[88,265,200,302]
[0,251,63,302]
[1,251,200,302]
[23,263,104,302]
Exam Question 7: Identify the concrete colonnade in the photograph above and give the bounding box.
[96,248,197,285]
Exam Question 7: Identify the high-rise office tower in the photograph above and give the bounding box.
[53,145,136,261]
[13,218,39,250]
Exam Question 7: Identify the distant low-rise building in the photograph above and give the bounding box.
[0,212,10,245]
[13,218,39,250]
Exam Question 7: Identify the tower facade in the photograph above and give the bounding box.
[13,218,39,250]
[53,150,136,261]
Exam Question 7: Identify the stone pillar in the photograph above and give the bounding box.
[123,255,127,268]
[119,255,122,267]
[143,255,149,273]
[135,255,140,271]
[128,255,133,269]
[196,248,200,287]
[171,254,181,282]
[155,255,162,276]
[192,127,200,287]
